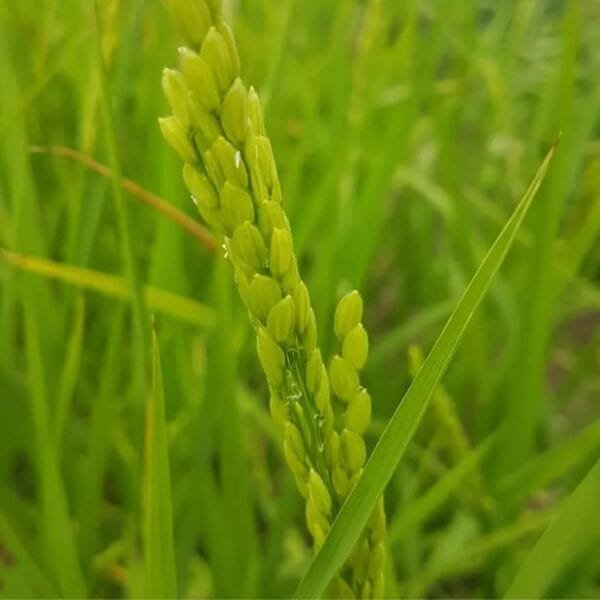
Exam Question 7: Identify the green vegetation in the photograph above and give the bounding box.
[0,1,599,598]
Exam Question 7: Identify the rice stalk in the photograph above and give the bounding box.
[159,1,386,596]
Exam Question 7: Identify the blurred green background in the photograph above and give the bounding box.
[0,0,599,597]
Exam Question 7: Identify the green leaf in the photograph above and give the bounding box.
[504,457,600,599]
[401,509,556,596]
[388,435,495,545]
[77,308,125,565]
[143,325,177,598]
[497,418,600,503]
[55,294,86,445]
[23,298,87,598]
[368,299,455,368]
[94,0,151,390]
[0,248,215,329]
[0,511,58,598]
[293,144,557,599]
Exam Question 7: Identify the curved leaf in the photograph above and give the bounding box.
[294,144,556,599]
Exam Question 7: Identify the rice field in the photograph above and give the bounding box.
[0,1,599,598]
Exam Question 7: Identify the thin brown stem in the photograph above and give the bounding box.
[29,144,217,254]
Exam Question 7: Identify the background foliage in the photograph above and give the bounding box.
[0,0,599,597]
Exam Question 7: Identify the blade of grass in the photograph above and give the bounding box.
[388,435,495,545]
[143,324,177,598]
[368,299,455,367]
[294,143,556,599]
[497,418,600,503]
[213,262,259,597]
[199,261,259,597]
[561,182,600,276]
[393,165,454,222]
[0,510,58,598]
[94,0,150,390]
[23,297,86,598]
[404,508,557,597]
[498,0,598,478]
[77,308,124,567]
[261,0,295,107]
[0,14,58,377]
[504,457,600,599]
[0,22,91,138]
[0,248,215,328]
[55,294,86,445]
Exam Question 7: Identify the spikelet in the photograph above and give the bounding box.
[329,291,386,595]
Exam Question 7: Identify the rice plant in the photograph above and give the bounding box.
[0,0,598,598]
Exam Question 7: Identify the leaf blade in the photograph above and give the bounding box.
[388,435,495,545]
[0,511,58,599]
[504,457,600,599]
[143,326,178,599]
[293,144,557,599]
[0,248,215,328]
